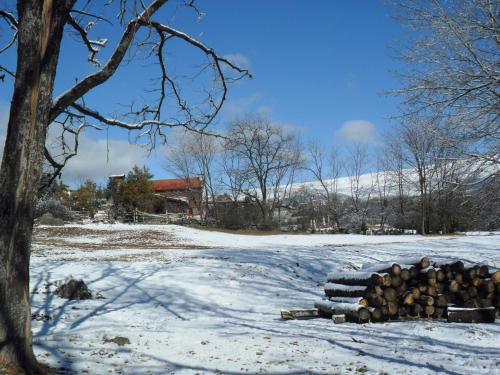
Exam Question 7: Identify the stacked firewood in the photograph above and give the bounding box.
[315,257,499,323]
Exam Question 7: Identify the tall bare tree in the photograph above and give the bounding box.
[165,129,221,221]
[397,118,440,234]
[393,0,499,168]
[307,141,344,228]
[345,143,373,231]
[383,133,410,231]
[224,115,303,229]
[0,1,248,372]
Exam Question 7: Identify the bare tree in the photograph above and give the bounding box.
[384,133,410,231]
[307,141,344,228]
[397,118,440,234]
[165,129,221,222]
[374,152,392,231]
[224,115,303,229]
[392,0,499,167]
[345,143,373,231]
[0,1,249,371]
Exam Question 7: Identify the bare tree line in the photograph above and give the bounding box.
[165,113,499,234]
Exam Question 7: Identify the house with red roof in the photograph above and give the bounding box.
[151,176,204,218]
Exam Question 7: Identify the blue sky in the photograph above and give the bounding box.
[0,0,408,185]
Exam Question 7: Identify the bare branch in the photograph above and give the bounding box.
[0,10,18,29]
[50,0,168,122]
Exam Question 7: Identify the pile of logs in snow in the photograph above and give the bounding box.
[312,257,499,324]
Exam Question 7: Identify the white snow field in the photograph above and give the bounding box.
[30,224,500,374]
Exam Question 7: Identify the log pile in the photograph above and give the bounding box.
[315,257,499,323]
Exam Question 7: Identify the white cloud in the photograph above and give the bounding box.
[46,130,151,185]
[221,94,273,122]
[336,120,376,144]
[0,104,151,185]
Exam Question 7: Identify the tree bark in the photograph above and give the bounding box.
[0,1,69,372]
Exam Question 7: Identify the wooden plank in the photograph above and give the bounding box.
[446,306,496,323]
[280,309,319,320]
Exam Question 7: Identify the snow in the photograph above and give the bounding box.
[327,271,377,281]
[30,224,500,374]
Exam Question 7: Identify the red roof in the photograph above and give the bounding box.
[151,177,203,192]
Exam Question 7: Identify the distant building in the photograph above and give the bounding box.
[151,176,204,218]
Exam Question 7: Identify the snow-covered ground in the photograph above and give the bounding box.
[30,224,500,374]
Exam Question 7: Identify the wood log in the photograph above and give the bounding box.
[426,286,437,296]
[369,273,392,287]
[402,291,414,306]
[458,289,470,303]
[368,307,383,322]
[315,301,371,323]
[366,285,384,296]
[445,292,457,305]
[391,275,402,288]
[464,299,479,308]
[446,271,453,281]
[449,280,461,293]
[434,307,445,319]
[398,305,409,317]
[324,283,367,298]
[454,273,464,284]
[397,281,408,294]
[465,267,477,280]
[281,309,319,320]
[436,283,445,294]
[447,306,496,323]
[409,287,421,299]
[450,261,465,273]
[480,279,495,294]
[387,302,398,316]
[427,278,437,287]
[471,277,481,287]
[420,257,430,269]
[478,299,492,308]
[327,271,376,286]
[411,303,423,317]
[409,266,419,279]
[362,262,401,276]
[314,301,366,314]
[424,305,435,317]
[346,308,371,323]
[381,302,398,317]
[467,286,478,298]
[369,295,387,308]
[329,296,369,307]
[478,265,489,278]
[436,269,446,282]
[363,258,427,273]
[400,268,411,281]
[489,271,500,284]
[435,294,448,308]
[382,274,392,287]
[416,295,434,306]
[421,267,437,280]
[383,288,397,302]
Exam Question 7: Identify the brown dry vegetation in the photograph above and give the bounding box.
[32,226,210,261]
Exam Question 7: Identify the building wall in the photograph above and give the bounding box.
[155,188,203,216]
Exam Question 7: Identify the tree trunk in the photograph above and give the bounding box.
[0,1,68,372]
